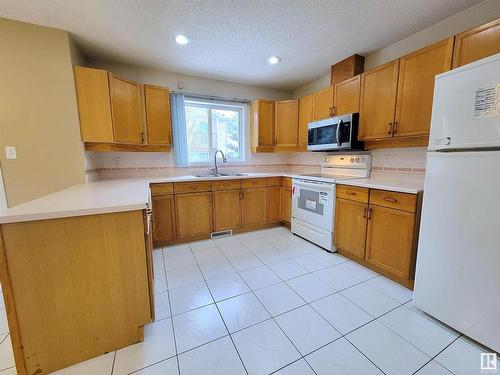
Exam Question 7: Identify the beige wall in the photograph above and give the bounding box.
[0,18,85,207]
[87,59,292,101]
[293,0,500,97]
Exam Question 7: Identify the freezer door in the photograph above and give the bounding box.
[414,151,500,352]
[429,53,500,151]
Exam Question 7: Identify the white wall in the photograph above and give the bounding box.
[292,0,500,97]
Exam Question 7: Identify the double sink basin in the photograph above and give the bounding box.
[192,172,249,178]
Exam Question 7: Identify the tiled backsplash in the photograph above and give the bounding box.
[85,147,427,180]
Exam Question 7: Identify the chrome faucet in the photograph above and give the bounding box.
[212,149,227,175]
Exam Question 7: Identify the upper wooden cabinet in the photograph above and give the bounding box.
[452,18,500,68]
[109,74,144,144]
[359,60,400,140]
[312,86,334,120]
[298,94,313,149]
[275,99,299,149]
[74,67,114,143]
[144,84,172,146]
[394,38,454,138]
[333,75,361,116]
[331,54,365,86]
[250,99,275,152]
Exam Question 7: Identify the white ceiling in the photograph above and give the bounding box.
[0,0,483,89]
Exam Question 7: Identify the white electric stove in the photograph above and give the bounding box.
[291,154,371,251]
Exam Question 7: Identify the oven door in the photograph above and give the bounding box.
[291,179,335,231]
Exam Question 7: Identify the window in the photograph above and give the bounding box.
[184,98,245,164]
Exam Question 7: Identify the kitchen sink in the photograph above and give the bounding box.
[193,172,248,178]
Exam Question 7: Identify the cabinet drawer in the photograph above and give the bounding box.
[268,177,283,187]
[283,177,293,188]
[369,189,417,212]
[242,178,268,188]
[336,185,369,203]
[212,179,241,191]
[150,183,173,196]
[174,181,212,194]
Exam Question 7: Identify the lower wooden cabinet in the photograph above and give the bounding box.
[334,198,367,260]
[281,187,292,224]
[267,186,282,223]
[242,187,267,226]
[365,205,415,280]
[175,192,212,238]
[213,190,242,231]
[152,194,176,242]
[334,185,422,288]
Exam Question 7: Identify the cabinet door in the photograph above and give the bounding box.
[281,187,292,223]
[251,100,275,148]
[359,60,399,140]
[242,188,267,226]
[109,74,144,144]
[333,75,361,116]
[144,211,155,321]
[298,94,313,148]
[365,205,415,280]
[145,84,172,146]
[74,67,114,142]
[394,38,453,138]
[213,190,242,231]
[275,99,299,148]
[452,19,500,68]
[267,186,282,223]
[152,194,176,243]
[175,192,212,238]
[334,198,367,260]
[312,86,334,120]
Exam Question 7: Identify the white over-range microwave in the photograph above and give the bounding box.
[307,113,364,151]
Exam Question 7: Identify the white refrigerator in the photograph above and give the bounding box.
[414,53,500,352]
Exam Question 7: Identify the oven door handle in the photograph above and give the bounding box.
[336,120,342,147]
[293,181,335,191]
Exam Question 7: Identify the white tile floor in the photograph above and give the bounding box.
[0,227,498,374]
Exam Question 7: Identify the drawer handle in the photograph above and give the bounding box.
[346,191,357,196]
[383,197,398,203]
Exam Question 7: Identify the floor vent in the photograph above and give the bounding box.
[211,230,232,239]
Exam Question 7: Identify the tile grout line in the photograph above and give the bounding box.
[410,335,462,375]
[187,241,250,375]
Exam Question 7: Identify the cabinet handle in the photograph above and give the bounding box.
[239,191,243,200]
[332,106,336,115]
[346,191,357,196]
[393,122,398,134]
[141,132,145,142]
[383,197,398,203]
[367,208,372,220]
[363,206,367,218]
[388,122,393,135]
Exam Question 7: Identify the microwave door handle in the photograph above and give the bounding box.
[336,120,342,146]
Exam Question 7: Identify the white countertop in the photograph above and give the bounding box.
[338,174,425,194]
[0,172,424,224]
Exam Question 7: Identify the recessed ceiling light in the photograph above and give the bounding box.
[267,56,281,64]
[175,34,190,45]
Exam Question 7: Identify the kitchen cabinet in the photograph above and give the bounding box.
[335,185,422,288]
[359,60,400,140]
[152,194,176,242]
[144,84,172,146]
[275,99,299,149]
[109,73,144,144]
[331,54,365,86]
[267,186,282,223]
[281,177,292,224]
[74,67,114,142]
[250,99,275,152]
[312,86,334,120]
[394,38,454,138]
[213,190,242,231]
[298,94,313,149]
[175,192,212,238]
[333,75,361,116]
[452,18,500,68]
[242,187,267,226]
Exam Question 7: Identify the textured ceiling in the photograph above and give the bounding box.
[0,0,483,89]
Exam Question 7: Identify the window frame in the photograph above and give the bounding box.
[183,97,246,165]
